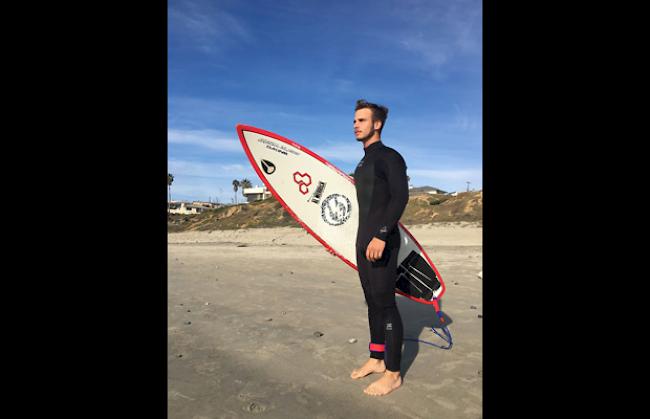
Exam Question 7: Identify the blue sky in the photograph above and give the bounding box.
[169,0,482,203]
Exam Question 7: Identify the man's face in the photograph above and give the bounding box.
[354,108,381,142]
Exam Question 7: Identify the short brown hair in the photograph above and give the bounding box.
[355,99,389,134]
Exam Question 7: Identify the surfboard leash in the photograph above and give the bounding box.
[403,299,453,350]
[403,323,453,350]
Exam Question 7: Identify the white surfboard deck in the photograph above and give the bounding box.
[236,124,446,303]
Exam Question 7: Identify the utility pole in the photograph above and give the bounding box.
[466,181,471,192]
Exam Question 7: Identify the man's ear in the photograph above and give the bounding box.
[374,120,382,131]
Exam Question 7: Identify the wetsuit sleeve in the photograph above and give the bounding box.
[374,151,409,241]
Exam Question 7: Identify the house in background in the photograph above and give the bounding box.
[426,187,448,195]
[169,201,219,215]
[449,189,481,197]
[242,185,272,202]
[191,201,221,209]
[408,186,449,195]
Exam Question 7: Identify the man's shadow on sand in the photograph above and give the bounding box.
[396,295,454,379]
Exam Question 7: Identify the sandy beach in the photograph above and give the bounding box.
[168,222,482,419]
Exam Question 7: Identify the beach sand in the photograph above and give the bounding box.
[168,222,482,419]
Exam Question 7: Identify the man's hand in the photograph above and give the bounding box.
[366,237,386,262]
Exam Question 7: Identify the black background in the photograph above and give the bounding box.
[14,1,624,417]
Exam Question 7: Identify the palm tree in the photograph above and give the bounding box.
[232,179,241,205]
[241,178,252,193]
[240,178,253,204]
[168,173,174,212]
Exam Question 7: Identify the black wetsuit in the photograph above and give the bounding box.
[353,140,409,372]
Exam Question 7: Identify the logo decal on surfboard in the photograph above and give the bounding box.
[308,181,327,204]
[321,194,351,226]
[293,171,312,195]
[257,137,300,156]
[261,159,276,175]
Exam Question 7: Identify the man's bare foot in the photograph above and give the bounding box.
[363,370,402,396]
[350,358,386,379]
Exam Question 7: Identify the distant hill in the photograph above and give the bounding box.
[168,190,482,232]
[400,191,482,224]
[168,198,298,232]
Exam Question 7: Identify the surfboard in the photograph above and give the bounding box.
[236,124,447,306]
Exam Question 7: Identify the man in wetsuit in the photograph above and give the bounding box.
[349,99,409,396]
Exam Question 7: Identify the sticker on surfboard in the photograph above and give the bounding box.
[236,124,446,304]
[261,159,276,174]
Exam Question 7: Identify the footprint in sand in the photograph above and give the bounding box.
[296,393,311,405]
[237,392,254,401]
[434,398,458,411]
[242,402,267,413]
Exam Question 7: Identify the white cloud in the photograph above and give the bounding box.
[168,129,241,152]
[408,167,482,191]
[169,177,248,204]
[168,0,253,53]
[401,36,450,72]
[409,168,482,181]
[393,0,482,76]
[168,159,254,179]
[168,158,260,203]
[310,141,364,164]
[167,96,319,130]
[453,104,480,132]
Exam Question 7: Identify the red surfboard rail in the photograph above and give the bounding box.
[235,124,446,305]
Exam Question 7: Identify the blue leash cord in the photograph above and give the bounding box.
[403,306,453,350]
[404,325,453,350]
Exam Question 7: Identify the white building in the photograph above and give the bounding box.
[169,201,216,215]
[427,188,449,195]
[191,201,220,209]
[242,185,272,202]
